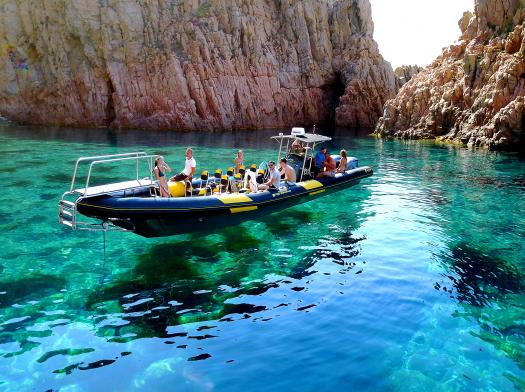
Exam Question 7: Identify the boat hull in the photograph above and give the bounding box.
[77,167,373,237]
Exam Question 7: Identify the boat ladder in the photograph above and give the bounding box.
[58,151,157,233]
[58,199,77,229]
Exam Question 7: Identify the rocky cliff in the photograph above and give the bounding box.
[376,0,525,150]
[394,65,423,87]
[0,0,397,131]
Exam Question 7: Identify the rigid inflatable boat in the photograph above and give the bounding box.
[58,128,373,237]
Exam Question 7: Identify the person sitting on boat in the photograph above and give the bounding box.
[336,149,348,174]
[242,164,257,192]
[234,150,244,173]
[280,158,296,183]
[291,139,304,154]
[314,147,327,177]
[258,161,281,191]
[170,148,196,182]
[317,150,336,178]
[153,156,171,197]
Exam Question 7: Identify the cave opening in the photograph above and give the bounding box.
[321,72,346,128]
[105,77,116,126]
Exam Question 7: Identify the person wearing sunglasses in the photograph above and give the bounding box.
[258,161,281,191]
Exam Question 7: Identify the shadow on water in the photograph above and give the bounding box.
[437,243,524,307]
[436,243,525,370]
[83,219,365,344]
[0,274,67,308]
[260,209,316,235]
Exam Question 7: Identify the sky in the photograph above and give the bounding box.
[369,0,474,69]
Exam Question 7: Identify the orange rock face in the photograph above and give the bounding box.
[376,0,525,150]
[0,0,396,131]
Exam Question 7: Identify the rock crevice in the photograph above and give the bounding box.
[0,0,397,131]
[376,0,525,150]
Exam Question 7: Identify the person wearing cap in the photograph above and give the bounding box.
[258,161,281,191]
[170,148,196,182]
[314,146,327,177]
[244,164,258,192]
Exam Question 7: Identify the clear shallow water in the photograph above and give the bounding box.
[0,123,524,391]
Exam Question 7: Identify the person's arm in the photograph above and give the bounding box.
[153,167,160,180]
[339,158,347,171]
[163,162,171,173]
[189,160,196,178]
[272,172,280,186]
[330,158,337,171]
[336,159,342,172]
[284,168,292,182]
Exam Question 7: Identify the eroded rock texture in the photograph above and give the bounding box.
[0,0,396,131]
[376,0,525,150]
[394,65,423,87]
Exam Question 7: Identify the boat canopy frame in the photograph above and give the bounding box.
[271,131,331,182]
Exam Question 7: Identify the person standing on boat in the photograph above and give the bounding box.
[170,148,196,182]
[279,158,296,183]
[154,156,171,197]
[314,146,327,177]
[234,150,244,173]
[258,161,281,191]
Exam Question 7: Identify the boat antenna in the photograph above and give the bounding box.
[313,124,316,134]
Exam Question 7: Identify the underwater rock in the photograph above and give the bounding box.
[0,0,396,131]
[0,274,66,308]
[376,0,525,150]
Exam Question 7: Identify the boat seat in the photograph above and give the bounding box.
[332,155,358,170]
[193,186,212,196]
[184,177,194,196]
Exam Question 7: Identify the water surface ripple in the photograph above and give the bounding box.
[0,124,524,391]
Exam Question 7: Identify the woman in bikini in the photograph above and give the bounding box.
[154,156,171,197]
[234,150,244,173]
[336,149,348,173]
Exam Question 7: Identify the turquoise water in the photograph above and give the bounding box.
[0,123,524,391]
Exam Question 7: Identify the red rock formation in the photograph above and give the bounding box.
[376,0,525,150]
[394,65,423,88]
[0,0,396,131]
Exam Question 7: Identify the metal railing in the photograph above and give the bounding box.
[69,152,149,193]
[59,151,159,232]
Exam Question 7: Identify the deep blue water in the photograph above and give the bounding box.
[0,123,524,391]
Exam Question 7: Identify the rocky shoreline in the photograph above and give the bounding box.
[375,0,525,151]
[1,0,523,150]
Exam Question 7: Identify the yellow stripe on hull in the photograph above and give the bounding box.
[230,206,258,213]
[309,189,325,196]
[298,180,323,190]
[217,194,253,204]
